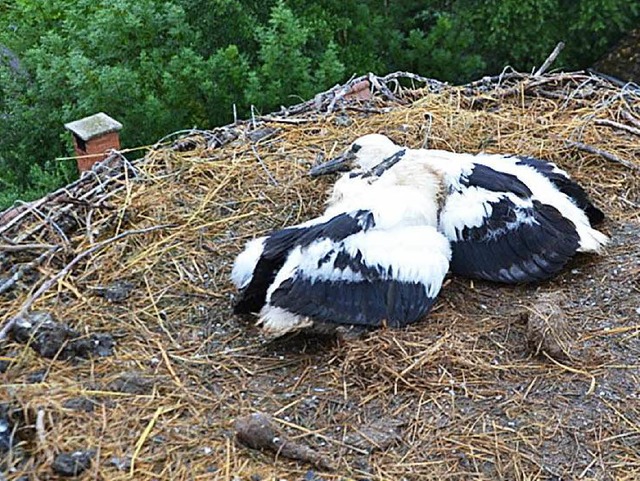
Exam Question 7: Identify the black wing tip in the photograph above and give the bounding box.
[586,206,606,225]
[271,278,436,328]
[233,291,264,315]
[449,199,581,284]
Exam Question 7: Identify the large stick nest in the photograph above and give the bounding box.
[1,70,640,480]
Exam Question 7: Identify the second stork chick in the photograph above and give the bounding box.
[310,134,608,284]
[231,160,451,337]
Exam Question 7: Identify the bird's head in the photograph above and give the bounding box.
[309,134,401,177]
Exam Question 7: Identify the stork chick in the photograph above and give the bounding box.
[231,161,451,337]
[310,134,608,284]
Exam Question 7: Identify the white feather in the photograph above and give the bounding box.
[258,306,313,336]
[231,237,265,289]
[339,225,451,297]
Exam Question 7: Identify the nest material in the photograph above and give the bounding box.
[1,70,640,480]
[525,291,576,362]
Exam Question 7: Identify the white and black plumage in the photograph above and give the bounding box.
[310,134,608,284]
[231,163,451,337]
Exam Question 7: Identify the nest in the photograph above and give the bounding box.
[1,68,640,480]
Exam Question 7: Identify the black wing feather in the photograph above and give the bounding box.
[462,164,533,199]
[270,277,434,328]
[234,210,375,314]
[449,198,581,283]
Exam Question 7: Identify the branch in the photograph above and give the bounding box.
[368,73,400,102]
[0,243,57,252]
[594,119,640,137]
[534,42,565,77]
[0,224,171,341]
[621,110,640,129]
[258,116,315,124]
[251,145,278,186]
[564,140,639,171]
[326,76,359,113]
[0,152,125,236]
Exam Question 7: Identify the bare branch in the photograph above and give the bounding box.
[564,139,639,171]
[595,119,640,137]
[534,42,565,77]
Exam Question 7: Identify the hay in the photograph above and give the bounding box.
[1,70,639,480]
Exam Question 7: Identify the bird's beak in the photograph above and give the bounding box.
[308,150,357,177]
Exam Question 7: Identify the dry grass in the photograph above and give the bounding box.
[1,71,640,480]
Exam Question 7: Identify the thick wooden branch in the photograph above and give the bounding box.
[595,119,640,137]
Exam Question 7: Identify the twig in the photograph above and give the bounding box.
[153,129,207,148]
[585,68,631,88]
[368,73,400,102]
[494,76,559,98]
[250,145,278,186]
[327,79,357,113]
[533,42,565,77]
[564,139,639,171]
[0,224,171,340]
[36,408,53,462]
[382,71,447,90]
[258,116,315,124]
[595,118,640,136]
[30,204,71,247]
[462,71,525,91]
[0,243,57,252]
[621,110,640,129]
[0,247,60,296]
[0,153,125,237]
[36,408,46,446]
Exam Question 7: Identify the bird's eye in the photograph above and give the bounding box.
[351,144,362,153]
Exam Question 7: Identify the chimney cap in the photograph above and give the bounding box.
[64,112,122,141]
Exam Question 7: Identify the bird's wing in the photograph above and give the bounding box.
[460,163,533,199]
[441,187,581,283]
[514,155,605,225]
[263,225,451,327]
[232,210,375,314]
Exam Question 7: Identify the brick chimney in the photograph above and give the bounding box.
[64,112,123,172]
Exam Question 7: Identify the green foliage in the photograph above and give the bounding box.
[1,0,639,210]
[245,1,345,109]
[246,1,313,107]
[0,0,215,208]
[449,0,640,74]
